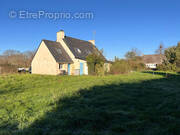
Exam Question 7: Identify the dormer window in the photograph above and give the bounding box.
[75,48,81,53]
[56,48,62,54]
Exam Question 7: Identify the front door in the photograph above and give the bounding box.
[80,63,83,75]
[68,64,70,75]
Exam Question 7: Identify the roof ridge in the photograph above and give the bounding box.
[143,54,162,56]
[65,36,90,43]
[42,39,57,42]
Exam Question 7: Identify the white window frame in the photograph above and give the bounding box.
[59,64,63,70]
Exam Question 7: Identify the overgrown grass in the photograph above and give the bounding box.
[0,72,179,135]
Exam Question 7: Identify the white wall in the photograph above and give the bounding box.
[146,63,157,69]
[31,41,59,75]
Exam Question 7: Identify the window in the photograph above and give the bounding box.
[59,64,63,69]
[56,48,62,54]
[75,48,81,53]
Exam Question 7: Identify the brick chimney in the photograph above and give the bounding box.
[57,30,65,42]
[88,40,95,45]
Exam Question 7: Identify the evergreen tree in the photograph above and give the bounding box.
[176,42,180,68]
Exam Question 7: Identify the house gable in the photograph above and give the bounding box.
[31,41,58,75]
[32,41,56,64]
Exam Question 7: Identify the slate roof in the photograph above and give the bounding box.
[142,54,165,64]
[43,40,73,63]
[63,36,106,61]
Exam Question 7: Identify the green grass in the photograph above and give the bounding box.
[0,72,180,135]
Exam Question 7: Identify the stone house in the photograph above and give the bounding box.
[31,30,109,75]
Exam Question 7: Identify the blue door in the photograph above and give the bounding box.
[80,63,84,75]
[68,64,70,75]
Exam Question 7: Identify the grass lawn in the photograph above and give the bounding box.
[0,72,180,135]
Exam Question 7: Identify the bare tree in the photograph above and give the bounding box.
[156,43,165,63]
[3,50,21,56]
[125,48,142,60]
[23,50,35,67]
[0,49,35,73]
[156,43,164,55]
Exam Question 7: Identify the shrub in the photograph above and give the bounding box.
[110,57,145,75]
[86,52,105,76]
[176,67,180,73]
[157,61,176,72]
[158,43,180,72]
[0,64,18,74]
[110,59,130,74]
[95,62,105,76]
[128,60,145,71]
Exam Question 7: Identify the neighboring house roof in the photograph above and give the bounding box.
[142,54,164,64]
[43,40,73,63]
[63,36,106,61]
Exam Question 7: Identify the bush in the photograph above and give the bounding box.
[95,62,105,76]
[159,43,180,73]
[157,61,176,72]
[176,67,180,73]
[110,57,145,75]
[110,60,130,74]
[86,53,105,76]
[128,60,145,71]
[0,64,18,74]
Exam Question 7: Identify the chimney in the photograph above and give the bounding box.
[57,30,65,42]
[88,40,95,45]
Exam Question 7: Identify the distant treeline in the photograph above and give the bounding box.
[0,50,35,74]
[110,42,180,74]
